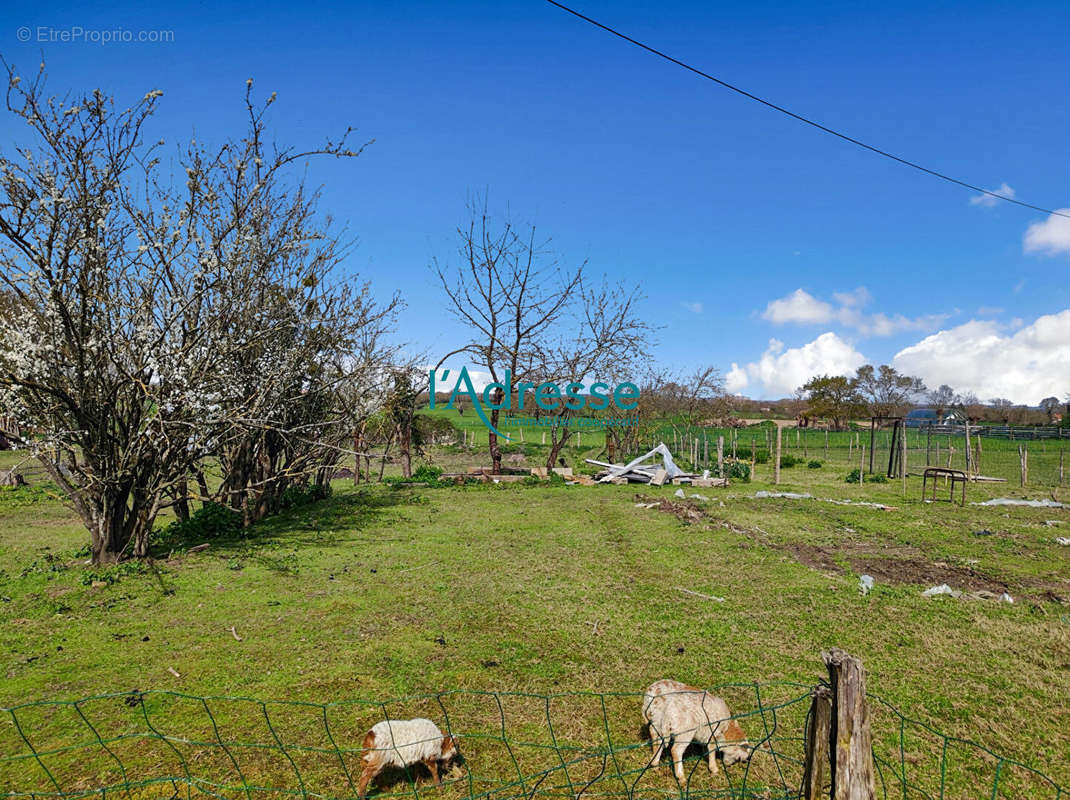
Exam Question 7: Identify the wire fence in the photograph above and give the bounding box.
[2,685,1063,800]
[639,426,1070,488]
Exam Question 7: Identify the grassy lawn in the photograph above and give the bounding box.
[1,445,1068,799]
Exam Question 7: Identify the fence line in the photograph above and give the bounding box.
[2,683,1063,800]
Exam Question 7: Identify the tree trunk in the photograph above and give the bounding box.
[89,491,136,565]
[489,403,503,474]
[195,469,210,507]
[398,421,412,479]
[545,422,571,471]
[173,478,190,522]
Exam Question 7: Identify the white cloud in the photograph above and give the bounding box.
[854,311,950,337]
[680,301,704,314]
[892,310,1070,405]
[760,287,947,337]
[761,289,833,324]
[832,287,872,308]
[733,333,866,398]
[1024,209,1070,256]
[969,182,1016,208]
[725,363,748,393]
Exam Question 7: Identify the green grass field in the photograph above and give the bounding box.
[1,440,1068,799]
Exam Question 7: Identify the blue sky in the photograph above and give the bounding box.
[3,0,1069,402]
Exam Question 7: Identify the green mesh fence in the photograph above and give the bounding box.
[1,684,1063,800]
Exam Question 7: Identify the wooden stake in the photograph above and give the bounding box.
[774,426,783,485]
[901,421,907,495]
[717,436,724,478]
[964,422,973,479]
[823,649,878,800]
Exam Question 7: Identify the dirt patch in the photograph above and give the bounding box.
[786,543,842,574]
[849,557,1009,593]
[776,541,1013,593]
[637,495,705,524]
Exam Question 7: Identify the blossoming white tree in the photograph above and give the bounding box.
[0,64,398,561]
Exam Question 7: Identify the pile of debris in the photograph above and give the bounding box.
[586,443,727,487]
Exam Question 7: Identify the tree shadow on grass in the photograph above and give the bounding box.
[149,487,415,562]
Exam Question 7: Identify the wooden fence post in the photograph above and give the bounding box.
[900,422,907,494]
[824,649,877,800]
[717,436,724,478]
[775,426,783,485]
[859,445,864,490]
[964,422,972,479]
[801,685,832,800]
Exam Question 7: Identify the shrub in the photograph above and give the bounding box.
[278,482,332,510]
[412,464,444,483]
[779,454,800,469]
[807,460,823,469]
[726,460,751,482]
[844,469,888,484]
[734,446,769,464]
[161,502,242,544]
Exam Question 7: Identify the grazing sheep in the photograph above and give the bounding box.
[641,679,751,785]
[357,718,459,799]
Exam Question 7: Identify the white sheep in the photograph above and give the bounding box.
[357,718,459,799]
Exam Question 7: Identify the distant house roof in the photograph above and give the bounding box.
[905,407,966,426]
[905,409,938,420]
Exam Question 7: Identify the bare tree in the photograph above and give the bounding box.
[536,281,652,470]
[927,384,958,410]
[643,366,726,433]
[434,198,581,473]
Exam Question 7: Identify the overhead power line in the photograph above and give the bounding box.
[543,0,1070,219]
